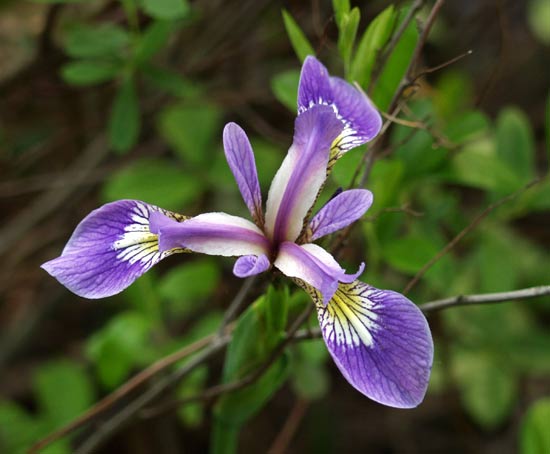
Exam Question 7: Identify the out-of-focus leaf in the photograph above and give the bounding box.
[282,9,315,62]
[371,8,418,111]
[337,7,360,74]
[434,71,473,120]
[271,69,300,111]
[381,233,440,275]
[63,24,129,58]
[330,146,364,187]
[61,60,119,86]
[444,110,490,143]
[368,158,405,209]
[264,286,289,344]
[158,103,221,166]
[109,78,140,153]
[350,5,395,88]
[102,157,202,210]
[86,311,155,389]
[477,228,519,293]
[496,107,535,185]
[521,397,550,454]
[450,138,522,192]
[141,0,189,20]
[527,0,550,45]
[291,361,329,400]
[332,0,350,29]
[0,401,42,454]
[452,350,517,429]
[158,259,220,318]
[142,65,199,98]
[134,21,175,64]
[33,360,94,428]
[177,367,208,428]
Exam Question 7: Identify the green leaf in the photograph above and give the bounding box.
[157,102,221,166]
[271,69,300,111]
[434,71,473,120]
[452,350,517,429]
[134,21,175,64]
[214,354,289,427]
[61,60,119,86]
[140,0,190,20]
[337,7,360,74]
[496,107,535,185]
[86,311,154,388]
[63,23,129,58]
[350,5,395,88]
[444,110,490,143]
[381,233,440,275]
[0,401,42,454]
[547,91,550,169]
[527,0,550,45]
[176,367,208,427]
[450,138,522,192]
[371,8,418,111]
[158,259,220,318]
[291,361,329,400]
[264,285,289,343]
[33,360,94,428]
[109,79,140,153]
[521,397,550,454]
[332,0,350,29]
[142,65,199,98]
[102,157,202,210]
[282,9,315,62]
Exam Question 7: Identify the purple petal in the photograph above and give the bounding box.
[233,254,270,278]
[329,76,382,155]
[41,200,187,299]
[274,242,363,304]
[315,281,434,408]
[297,56,382,157]
[265,105,344,243]
[297,56,333,114]
[309,189,373,241]
[223,122,263,225]
[151,211,269,258]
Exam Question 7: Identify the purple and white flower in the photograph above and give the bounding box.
[42,56,433,408]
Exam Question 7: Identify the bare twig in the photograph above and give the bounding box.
[419,285,550,312]
[73,335,231,454]
[402,177,543,295]
[268,399,309,454]
[28,331,224,454]
[139,305,314,419]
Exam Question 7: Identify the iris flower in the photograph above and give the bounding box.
[42,57,433,408]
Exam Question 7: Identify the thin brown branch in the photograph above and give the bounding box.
[268,399,309,454]
[411,49,473,83]
[419,285,550,312]
[139,305,315,419]
[28,331,223,454]
[402,178,544,295]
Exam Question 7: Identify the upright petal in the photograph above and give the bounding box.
[328,76,382,156]
[297,56,382,158]
[265,105,343,243]
[151,211,269,258]
[41,200,187,299]
[274,242,363,305]
[223,122,263,225]
[309,189,373,241]
[313,281,433,408]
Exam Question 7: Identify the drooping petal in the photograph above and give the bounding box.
[274,242,363,304]
[313,281,434,408]
[151,211,269,258]
[233,254,270,278]
[41,200,187,299]
[309,189,373,241]
[223,122,263,225]
[265,105,344,243]
[297,56,382,158]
